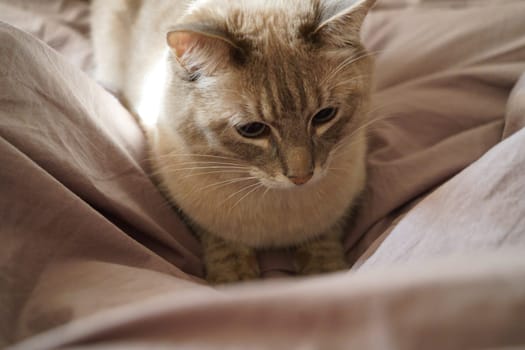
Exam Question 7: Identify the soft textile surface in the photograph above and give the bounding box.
[0,0,93,73]
[10,253,525,350]
[1,0,525,349]
[348,0,525,261]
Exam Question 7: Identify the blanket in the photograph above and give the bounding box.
[1,0,525,348]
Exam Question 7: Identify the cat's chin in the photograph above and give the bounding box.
[256,171,324,190]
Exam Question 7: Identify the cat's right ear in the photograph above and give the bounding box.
[314,0,376,48]
[167,28,242,77]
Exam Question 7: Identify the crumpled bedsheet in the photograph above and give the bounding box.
[1,0,525,349]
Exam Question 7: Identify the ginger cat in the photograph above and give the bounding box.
[91,0,375,283]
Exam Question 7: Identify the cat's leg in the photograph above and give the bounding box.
[200,232,260,284]
[294,225,348,275]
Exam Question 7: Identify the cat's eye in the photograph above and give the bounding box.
[312,107,338,126]
[235,122,269,138]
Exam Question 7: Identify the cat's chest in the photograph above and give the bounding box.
[165,167,365,247]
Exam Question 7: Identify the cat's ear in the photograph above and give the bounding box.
[314,0,376,47]
[167,27,242,76]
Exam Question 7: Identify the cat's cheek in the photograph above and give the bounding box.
[311,141,331,170]
[249,168,288,189]
[311,165,327,183]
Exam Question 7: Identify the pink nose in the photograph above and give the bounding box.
[288,173,313,186]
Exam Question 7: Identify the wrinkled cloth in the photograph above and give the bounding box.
[1,0,525,349]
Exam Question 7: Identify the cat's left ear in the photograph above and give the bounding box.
[167,27,242,76]
[314,0,376,47]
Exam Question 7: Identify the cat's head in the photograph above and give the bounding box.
[161,0,375,189]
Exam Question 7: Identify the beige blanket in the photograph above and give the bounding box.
[1,0,525,349]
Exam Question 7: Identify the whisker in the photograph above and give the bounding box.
[149,167,249,178]
[331,74,372,89]
[329,108,403,156]
[172,161,245,167]
[329,137,369,163]
[199,176,258,191]
[262,186,271,199]
[151,152,240,162]
[159,165,249,172]
[323,50,381,85]
[149,167,247,178]
[335,112,403,151]
[179,170,250,179]
[221,182,261,206]
[229,184,263,211]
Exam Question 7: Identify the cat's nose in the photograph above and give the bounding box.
[284,146,314,186]
[288,172,313,186]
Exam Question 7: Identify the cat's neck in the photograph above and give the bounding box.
[150,129,367,247]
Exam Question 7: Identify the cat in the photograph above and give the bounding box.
[91,0,375,284]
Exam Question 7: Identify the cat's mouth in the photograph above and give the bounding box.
[250,167,325,190]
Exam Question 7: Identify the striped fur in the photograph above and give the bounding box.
[92,0,376,283]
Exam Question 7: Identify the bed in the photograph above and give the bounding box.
[1,0,525,349]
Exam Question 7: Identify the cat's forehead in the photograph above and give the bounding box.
[189,0,318,18]
[185,0,371,121]
[227,53,332,125]
[187,0,320,44]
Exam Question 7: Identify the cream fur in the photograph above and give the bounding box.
[92,0,375,282]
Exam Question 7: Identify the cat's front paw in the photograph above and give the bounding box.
[205,249,260,284]
[294,235,348,276]
[201,232,260,284]
[295,250,348,275]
